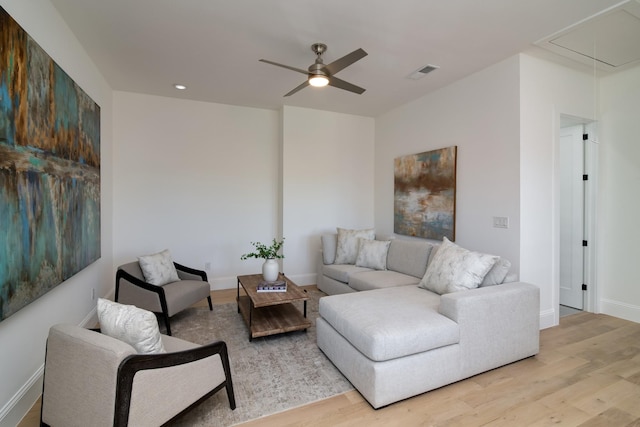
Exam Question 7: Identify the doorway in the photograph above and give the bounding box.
[558,115,597,314]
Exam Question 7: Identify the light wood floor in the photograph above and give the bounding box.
[20,288,640,427]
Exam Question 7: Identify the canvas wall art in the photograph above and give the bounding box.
[394,146,456,240]
[0,6,101,321]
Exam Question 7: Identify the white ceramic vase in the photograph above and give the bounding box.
[262,258,279,282]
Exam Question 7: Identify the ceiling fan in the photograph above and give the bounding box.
[259,43,367,97]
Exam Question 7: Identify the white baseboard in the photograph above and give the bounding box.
[601,299,640,324]
[210,273,318,290]
[0,365,42,427]
[539,308,556,330]
[285,273,317,286]
[209,275,239,291]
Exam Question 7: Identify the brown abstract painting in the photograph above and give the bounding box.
[0,7,101,321]
[394,146,456,240]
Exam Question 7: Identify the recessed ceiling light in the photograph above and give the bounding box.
[174,84,187,90]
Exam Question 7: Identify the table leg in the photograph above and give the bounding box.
[249,300,253,341]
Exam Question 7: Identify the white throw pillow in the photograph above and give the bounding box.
[355,239,391,270]
[419,237,498,294]
[97,298,165,354]
[138,249,180,286]
[334,227,375,264]
[481,257,512,286]
[321,234,338,265]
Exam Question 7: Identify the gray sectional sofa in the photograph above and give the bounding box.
[315,231,540,408]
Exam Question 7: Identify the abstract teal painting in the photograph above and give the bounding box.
[0,6,100,321]
[394,146,456,241]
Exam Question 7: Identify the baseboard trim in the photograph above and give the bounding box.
[210,273,317,290]
[601,298,640,323]
[539,308,556,330]
[0,365,43,427]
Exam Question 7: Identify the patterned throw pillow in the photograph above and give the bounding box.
[138,249,180,286]
[334,227,375,264]
[97,298,166,354]
[419,237,498,294]
[481,257,512,286]
[355,239,391,270]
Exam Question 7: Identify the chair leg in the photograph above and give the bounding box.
[207,295,213,311]
[163,312,172,336]
[219,342,236,410]
[226,380,236,410]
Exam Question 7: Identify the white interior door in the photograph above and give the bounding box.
[559,125,585,309]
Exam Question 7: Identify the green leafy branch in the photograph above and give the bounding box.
[240,238,285,260]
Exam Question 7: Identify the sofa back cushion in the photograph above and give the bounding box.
[386,239,433,279]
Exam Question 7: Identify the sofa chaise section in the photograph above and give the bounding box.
[317,282,540,409]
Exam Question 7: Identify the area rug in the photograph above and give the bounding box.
[167,288,354,426]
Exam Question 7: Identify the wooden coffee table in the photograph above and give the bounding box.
[236,273,312,341]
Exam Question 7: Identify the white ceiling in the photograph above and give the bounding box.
[49,0,627,117]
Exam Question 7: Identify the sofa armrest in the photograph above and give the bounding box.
[438,282,540,377]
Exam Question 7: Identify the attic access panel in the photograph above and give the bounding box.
[536,0,640,71]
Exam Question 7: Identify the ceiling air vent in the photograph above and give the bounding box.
[407,64,440,80]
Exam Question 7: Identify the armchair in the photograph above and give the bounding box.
[40,323,235,427]
[115,261,213,335]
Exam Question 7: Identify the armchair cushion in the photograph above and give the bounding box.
[138,249,180,285]
[97,298,165,354]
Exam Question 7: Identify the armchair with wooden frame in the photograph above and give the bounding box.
[40,323,236,427]
[115,261,213,335]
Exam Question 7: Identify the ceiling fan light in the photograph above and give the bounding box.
[309,75,329,87]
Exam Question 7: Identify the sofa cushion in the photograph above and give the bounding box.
[386,239,433,278]
[323,264,373,284]
[355,239,391,270]
[321,234,338,264]
[419,238,498,295]
[335,227,375,264]
[319,286,460,362]
[481,257,512,286]
[349,270,421,291]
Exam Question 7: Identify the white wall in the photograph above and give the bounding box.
[519,53,597,328]
[113,92,280,289]
[375,56,521,267]
[282,106,375,284]
[0,1,114,425]
[597,65,640,322]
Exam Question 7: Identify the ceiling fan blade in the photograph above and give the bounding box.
[324,48,367,75]
[284,80,310,97]
[259,59,308,75]
[328,76,366,94]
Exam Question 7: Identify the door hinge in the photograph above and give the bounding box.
[582,284,588,291]
[583,133,588,141]
[582,240,588,247]
[583,174,588,181]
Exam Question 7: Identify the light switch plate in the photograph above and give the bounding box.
[493,216,509,229]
